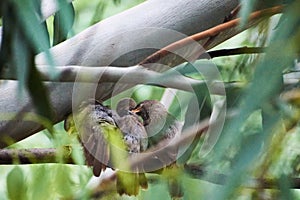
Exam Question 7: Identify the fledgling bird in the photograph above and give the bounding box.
[113,98,149,195]
[131,100,182,153]
[114,98,148,153]
[68,99,124,177]
[131,100,184,197]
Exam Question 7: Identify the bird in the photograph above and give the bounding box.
[130,100,184,197]
[130,100,182,153]
[113,98,149,195]
[114,98,148,153]
[67,99,124,177]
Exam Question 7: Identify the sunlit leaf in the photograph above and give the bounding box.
[90,0,107,25]
[55,165,74,198]
[7,167,27,200]
[30,166,52,199]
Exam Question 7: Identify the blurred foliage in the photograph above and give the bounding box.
[72,0,145,33]
[0,0,54,123]
[0,0,300,199]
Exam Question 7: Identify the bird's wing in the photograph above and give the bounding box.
[114,114,148,153]
[75,102,122,177]
[113,112,149,195]
[147,114,183,167]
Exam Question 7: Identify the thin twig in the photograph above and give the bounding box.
[0,147,74,164]
[205,46,267,59]
[139,6,283,65]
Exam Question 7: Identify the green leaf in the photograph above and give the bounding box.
[0,3,14,75]
[12,0,49,53]
[0,1,54,125]
[30,166,52,200]
[53,1,75,45]
[12,26,31,97]
[12,0,54,69]
[89,0,107,25]
[141,176,170,200]
[239,0,257,27]
[279,174,294,200]
[7,167,27,200]
[27,61,54,125]
[54,165,73,198]
[112,0,122,5]
[102,122,128,168]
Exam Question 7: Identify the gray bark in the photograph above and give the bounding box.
[0,0,239,147]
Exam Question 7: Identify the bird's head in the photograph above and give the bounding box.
[130,100,167,126]
[78,99,116,125]
[116,98,137,117]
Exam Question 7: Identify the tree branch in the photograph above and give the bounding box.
[0,147,74,164]
[0,65,229,94]
[1,46,271,88]
[206,46,267,59]
[139,6,283,66]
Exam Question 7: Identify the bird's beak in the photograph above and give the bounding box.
[130,107,141,114]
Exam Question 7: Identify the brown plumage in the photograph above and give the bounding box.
[131,100,184,197]
[131,100,182,152]
[113,98,149,195]
[75,99,116,177]
[114,98,148,153]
